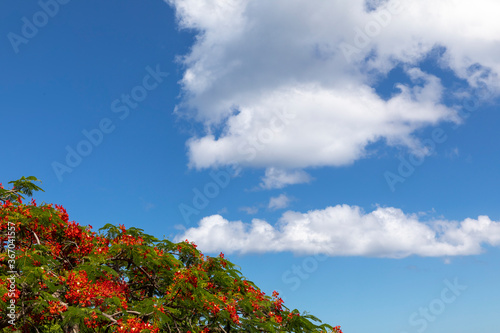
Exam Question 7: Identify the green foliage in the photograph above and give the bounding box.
[0,177,342,333]
[0,176,44,203]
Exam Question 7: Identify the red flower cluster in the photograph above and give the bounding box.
[116,318,158,333]
[0,180,342,332]
[65,270,128,309]
[47,301,68,315]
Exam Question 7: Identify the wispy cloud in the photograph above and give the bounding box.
[260,168,311,189]
[139,197,156,212]
[239,206,259,215]
[268,194,291,210]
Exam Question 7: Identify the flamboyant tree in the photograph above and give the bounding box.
[0,177,342,332]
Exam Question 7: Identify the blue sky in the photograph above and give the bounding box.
[1,0,500,332]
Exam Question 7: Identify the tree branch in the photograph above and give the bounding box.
[27,228,41,246]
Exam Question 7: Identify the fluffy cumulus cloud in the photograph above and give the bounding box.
[167,0,500,183]
[175,205,500,258]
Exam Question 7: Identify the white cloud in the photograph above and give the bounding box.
[240,206,259,215]
[168,0,500,179]
[268,194,291,210]
[175,205,500,258]
[176,214,280,254]
[260,168,311,189]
